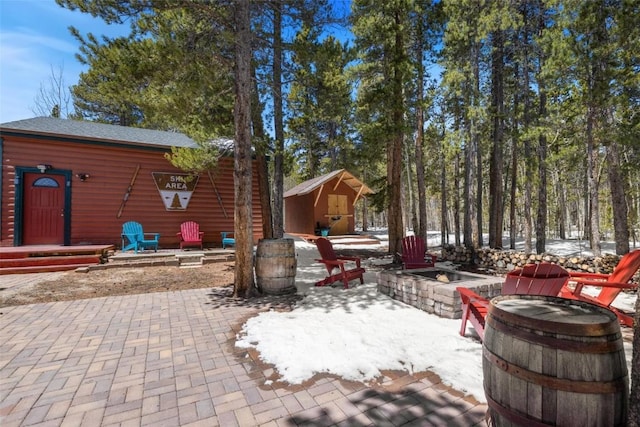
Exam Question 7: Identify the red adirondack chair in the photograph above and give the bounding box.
[176,221,204,250]
[559,249,640,327]
[457,263,570,341]
[401,235,436,269]
[315,237,366,289]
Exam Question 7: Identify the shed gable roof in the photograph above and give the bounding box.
[0,117,198,149]
[284,169,374,198]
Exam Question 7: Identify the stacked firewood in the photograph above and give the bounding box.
[441,244,638,284]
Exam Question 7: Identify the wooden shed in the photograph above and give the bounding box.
[283,169,373,237]
[0,117,263,248]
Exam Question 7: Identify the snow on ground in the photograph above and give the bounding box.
[237,232,637,404]
[236,283,487,401]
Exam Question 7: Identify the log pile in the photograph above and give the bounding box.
[441,244,638,284]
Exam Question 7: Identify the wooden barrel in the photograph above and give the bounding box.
[483,295,628,427]
[255,238,297,295]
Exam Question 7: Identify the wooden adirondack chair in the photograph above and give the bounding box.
[177,221,204,250]
[401,235,436,269]
[559,249,640,327]
[221,232,235,249]
[456,263,570,341]
[121,221,160,253]
[315,237,366,289]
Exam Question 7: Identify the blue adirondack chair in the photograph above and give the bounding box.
[121,221,160,253]
[221,232,235,249]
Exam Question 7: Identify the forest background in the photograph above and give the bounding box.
[36,0,638,258]
[16,0,640,422]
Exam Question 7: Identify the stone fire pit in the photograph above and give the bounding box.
[377,266,504,319]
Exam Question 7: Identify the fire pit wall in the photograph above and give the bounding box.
[377,268,504,319]
[379,247,639,320]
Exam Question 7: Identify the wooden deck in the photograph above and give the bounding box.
[0,245,115,275]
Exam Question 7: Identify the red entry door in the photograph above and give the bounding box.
[22,173,66,245]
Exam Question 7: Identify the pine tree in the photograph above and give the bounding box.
[232,0,255,297]
[440,0,486,249]
[288,27,355,179]
[351,0,413,257]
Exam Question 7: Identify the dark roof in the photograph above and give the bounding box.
[284,169,374,198]
[0,117,198,148]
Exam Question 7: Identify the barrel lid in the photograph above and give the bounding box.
[489,295,619,336]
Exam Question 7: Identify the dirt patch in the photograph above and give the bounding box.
[0,246,398,308]
[0,262,235,308]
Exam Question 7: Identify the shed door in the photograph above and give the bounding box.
[23,173,65,245]
[327,194,349,235]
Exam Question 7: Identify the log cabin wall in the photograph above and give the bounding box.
[0,134,263,248]
[283,193,315,235]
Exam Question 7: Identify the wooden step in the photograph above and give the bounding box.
[0,255,102,269]
[0,264,96,275]
[0,245,114,260]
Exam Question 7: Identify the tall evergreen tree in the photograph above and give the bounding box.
[441,0,486,249]
[252,0,333,238]
[352,0,412,257]
[288,27,355,179]
[544,0,631,256]
[406,0,442,243]
[232,0,255,297]
[67,7,234,137]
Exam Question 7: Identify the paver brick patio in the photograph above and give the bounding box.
[1,284,488,426]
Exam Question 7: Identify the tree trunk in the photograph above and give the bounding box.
[388,9,405,259]
[523,2,535,254]
[586,103,601,256]
[404,141,417,234]
[462,43,478,250]
[463,114,473,249]
[510,63,518,250]
[251,64,273,240]
[535,7,547,255]
[554,169,567,240]
[489,29,504,249]
[388,137,404,258]
[473,41,482,248]
[607,140,630,255]
[362,191,368,232]
[454,150,461,247]
[440,114,448,247]
[272,1,285,239]
[535,88,547,254]
[415,20,427,243]
[232,0,256,298]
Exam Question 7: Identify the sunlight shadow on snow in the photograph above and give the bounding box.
[294,284,404,313]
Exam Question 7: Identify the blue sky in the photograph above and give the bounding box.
[0,0,129,123]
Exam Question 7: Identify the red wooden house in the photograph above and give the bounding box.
[283,169,373,237]
[0,117,263,248]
